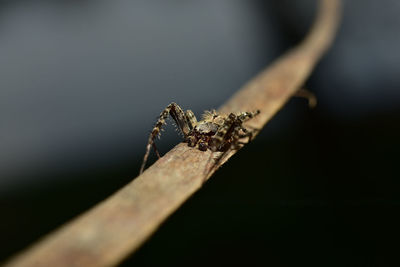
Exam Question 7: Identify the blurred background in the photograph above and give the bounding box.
[1,0,399,266]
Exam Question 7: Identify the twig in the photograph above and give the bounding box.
[5,1,341,266]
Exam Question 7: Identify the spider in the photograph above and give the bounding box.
[139,102,260,174]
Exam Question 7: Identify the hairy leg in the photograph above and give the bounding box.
[210,113,236,152]
[238,126,259,143]
[140,102,190,174]
[185,110,197,130]
[237,110,260,122]
[206,111,260,176]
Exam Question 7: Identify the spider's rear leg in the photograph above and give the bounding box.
[140,102,190,174]
[234,110,260,144]
[237,110,260,122]
[237,126,259,143]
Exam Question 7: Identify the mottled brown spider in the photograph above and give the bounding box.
[139,102,260,174]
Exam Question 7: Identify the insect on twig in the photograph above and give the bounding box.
[140,103,260,174]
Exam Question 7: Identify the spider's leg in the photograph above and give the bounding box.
[230,110,260,144]
[205,127,254,178]
[204,113,237,176]
[206,111,260,176]
[238,126,259,143]
[152,142,161,158]
[237,110,260,122]
[210,113,237,152]
[211,110,259,149]
[184,110,198,146]
[205,138,237,177]
[185,110,197,130]
[169,104,191,137]
[140,102,189,174]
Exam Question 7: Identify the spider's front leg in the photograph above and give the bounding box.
[139,102,191,174]
[210,113,237,152]
[229,126,259,150]
[184,109,198,147]
[210,110,260,151]
[237,110,260,122]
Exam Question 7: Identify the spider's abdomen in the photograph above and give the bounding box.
[195,121,219,134]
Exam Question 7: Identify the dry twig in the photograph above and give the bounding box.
[5,1,341,266]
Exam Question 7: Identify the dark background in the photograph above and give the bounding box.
[1,0,399,266]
